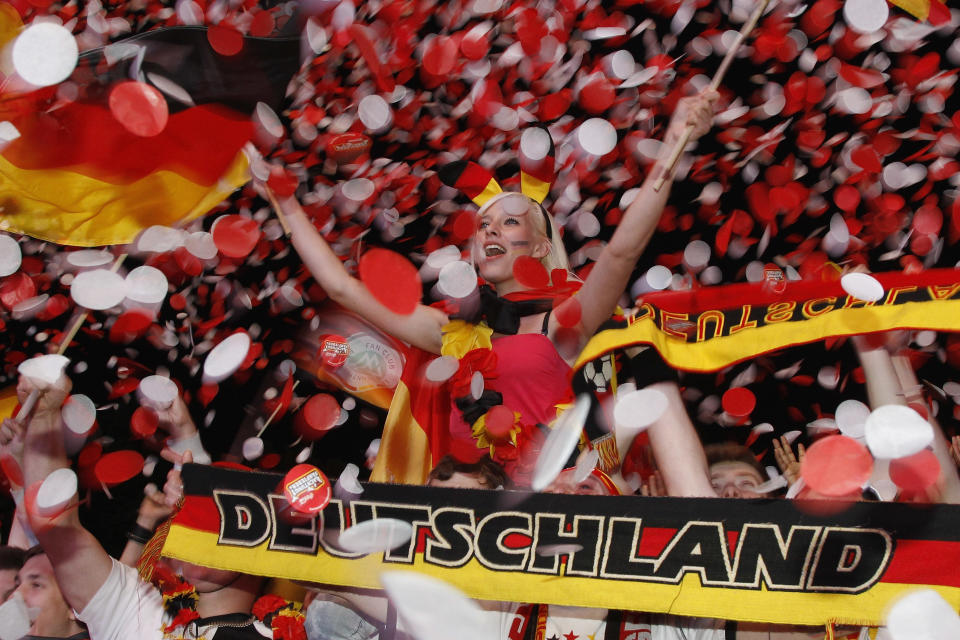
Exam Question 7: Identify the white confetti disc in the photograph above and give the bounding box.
[203,332,252,383]
[342,397,357,411]
[12,23,78,87]
[841,272,885,302]
[185,231,218,260]
[295,446,312,464]
[520,127,552,161]
[425,356,460,383]
[437,260,478,299]
[500,193,531,216]
[886,589,960,640]
[242,436,264,460]
[139,375,179,409]
[66,249,113,269]
[136,225,185,253]
[36,468,78,517]
[864,404,934,459]
[12,295,48,321]
[577,118,617,156]
[0,234,21,277]
[18,354,70,386]
[341,178,376,202]
[683,240,711,271]
[536,543,584,557]
[61,394,96,435]
[358,94,393,132]
[573,448,600,483]
[336,463,364,497]
[255,101,285,138]
[614,388,669,432]
[836,87,873,115]
[532,394,591,492]
[470,371,484,400]
[380,571,493,640]
[70,269,128,310]
[835,399,871,439]
[843,0,889,34]
[700,266,723,285]
[125,266,168,305]
[338,518,413,555]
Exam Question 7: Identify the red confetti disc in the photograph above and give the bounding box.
[94,450,145,487]
[422,37,458,76]
[283,464,331,514]
[553,297,582,328]
[109,81,169,137]
[212,215,262,259]
[207,24,244,56]
[579,78,615,115]
[833,185,860,212]
[358,248,422,315]
[109,377,141,400]
[721,387,756,418]
[297,393,341,440]
[249,11,275,37]
[320,334,350,368]
[0,272,36,310]
[130,406,159,438]
[512,256,550,289]
[484,405,516,440]
[889,449,939,493]
[801,435,873,497]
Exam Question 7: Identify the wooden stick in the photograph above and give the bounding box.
[263,187,292,237]
[257,379,300,438]
[652,0,773,192]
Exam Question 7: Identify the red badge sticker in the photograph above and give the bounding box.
[283,464,331,514]
[327,132,372,164]
[321,335,350,368]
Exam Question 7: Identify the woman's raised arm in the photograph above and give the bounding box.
[272,191,448,354]
[569,89,718,342]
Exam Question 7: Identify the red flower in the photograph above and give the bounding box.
[450,347,498,399]
[253,594,289,622]
[273,611,307,640]
[164,609,200,633]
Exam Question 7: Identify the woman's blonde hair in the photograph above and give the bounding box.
[476,192,570,273]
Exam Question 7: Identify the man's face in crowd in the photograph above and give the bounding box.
[544,469,612,496]
[427,471,488,489]
[710,461,767,498]
[16,553,73,625]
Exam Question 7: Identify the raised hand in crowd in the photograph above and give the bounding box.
[772,436,805,488]
[640,470,666,497]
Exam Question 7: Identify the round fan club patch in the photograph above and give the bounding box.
[283,464,332,514]
[320,334,350,368]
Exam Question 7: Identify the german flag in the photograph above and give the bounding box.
[438,160,503,208]
[0,24,301,247]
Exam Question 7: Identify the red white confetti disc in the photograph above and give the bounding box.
[212,215,261,259]
[722,387,756,418]
[800,435,873,497]
[339,518,413,554]
[203,332,252,383]
[437,261,477,299]
[18,354,69,386]
[109,81,169,137]
[0,234,21,277]
[94,450,145,487]
[12,22,77,87]
[886,589,960,640]
[358,248,422,315]
[70,269,128,310]
[614,388,669,431]
[283,463,331,514]
[35,468,77,518]
[61,394,96,435]
[139,375,179,409]
[888,449,940,493]
[864,404,933,459]
[124,266,168,305]
[130,406,159,438]
[297,393,341,440]
[532,394,591,491]
[840,272,884,303]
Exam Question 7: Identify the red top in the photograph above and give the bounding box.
[447,333,571,462]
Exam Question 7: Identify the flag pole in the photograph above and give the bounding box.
[653,0,774,192]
